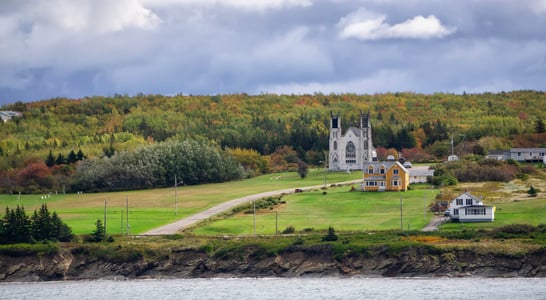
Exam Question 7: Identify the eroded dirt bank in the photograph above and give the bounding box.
[1,244,545,281]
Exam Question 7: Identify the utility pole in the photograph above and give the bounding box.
[126,196,129,236]
[323,155,328,189]
[253,200,256,237]
[400,197,403,232]
[275,211,278,234]
[121,209,124,235]
[424,191,427,222]
[104,199,107,238]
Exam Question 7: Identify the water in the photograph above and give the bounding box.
[1,277,545,300]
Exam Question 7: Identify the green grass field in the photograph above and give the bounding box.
[0,169,362,234]
[192,185,440,235]
[3,168,545,236]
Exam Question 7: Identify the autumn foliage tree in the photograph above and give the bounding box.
[16,162,54,193]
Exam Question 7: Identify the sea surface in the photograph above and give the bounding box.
[1,277,546,300]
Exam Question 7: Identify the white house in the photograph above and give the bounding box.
[510,148,546,162]
[408,167,434,184]
[485,150,510,161]
[447,192,495,222]
[0,111,22,123]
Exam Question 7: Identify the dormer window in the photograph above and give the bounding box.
[380,167,385,174]
[393,169,399,175]
[368,166,374,174]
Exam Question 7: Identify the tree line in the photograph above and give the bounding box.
[0,204,73,244]
[1,91,545,193]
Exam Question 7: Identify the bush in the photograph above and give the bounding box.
[322,226,338,242]
[528,185,539,197]
[282,226,295,234]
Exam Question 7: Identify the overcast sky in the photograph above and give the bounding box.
[1,0,546,105]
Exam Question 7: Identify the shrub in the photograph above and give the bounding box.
[322,226,338,242]
[528,185,539,197]
[282,226,295,234]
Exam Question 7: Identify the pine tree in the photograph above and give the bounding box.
[67,150,77,164]
[322,226,338,242]
[51,212,73,242]
[31,204,53,241]
[90,219,106,242]
[536,119,545,133]
[76,149,86,161]
[45,150,56,167]
[56,153,66,165]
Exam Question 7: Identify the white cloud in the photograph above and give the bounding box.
[22,0,161,35]
[258,70,417,95]
[141,0,312,11]
[338,8,455,40]
[529,0,546,13]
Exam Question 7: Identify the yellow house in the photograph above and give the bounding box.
[362,161,409,191]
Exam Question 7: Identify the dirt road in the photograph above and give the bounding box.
[421,215,449,231]
[142,180,362,235]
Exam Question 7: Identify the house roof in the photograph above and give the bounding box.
[409,168,434,177]
[453,191,482,202]
[363,161,408,173]
[510,148,546,152]
[459,205,492,209]
[487,150,509,155]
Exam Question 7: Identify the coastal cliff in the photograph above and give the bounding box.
[1,243,545,281]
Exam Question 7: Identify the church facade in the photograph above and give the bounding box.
[328,112,375,171]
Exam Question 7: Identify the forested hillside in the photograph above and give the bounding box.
[1,91,545,193]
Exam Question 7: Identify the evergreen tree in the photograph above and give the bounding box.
[3,206,32,243]
[31,204,53,241]
[51,212,74,242]
[56,153,66,165]
[528,185,538,197]
[45,150,56,167]
[535,119,545,133]
[67,150,77,164]
[322,226,338,241]
[76,149,86,161]
[90,219,106,242]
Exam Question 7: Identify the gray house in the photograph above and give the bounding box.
[510,148,546,162]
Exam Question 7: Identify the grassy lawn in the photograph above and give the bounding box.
[0,169,362,235]
[192,185,440,235]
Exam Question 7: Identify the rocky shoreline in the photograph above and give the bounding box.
[1,244,545,282]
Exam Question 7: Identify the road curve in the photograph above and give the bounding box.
[141,180,362,235]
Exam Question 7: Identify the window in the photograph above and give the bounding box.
[393,169,399,175]
[380,167,385,174]
[466,199,472,205]
[456,199,463,205]
[454,209,459,215]
[379,181,385,187]
[346,142,356,158]
[518,152,521,156]
[333,141,337,150]
[368,167,374,174]
[393,180,399,186]
[466,207,486,215]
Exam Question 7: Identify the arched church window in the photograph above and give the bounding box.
[346,142,356,159]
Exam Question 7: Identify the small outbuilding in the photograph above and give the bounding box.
[446,192,495,222]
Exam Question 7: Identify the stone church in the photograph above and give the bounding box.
[328,112,375,171]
